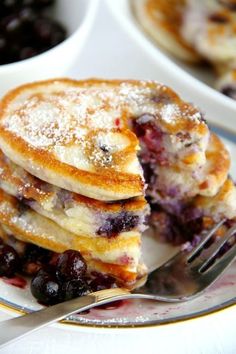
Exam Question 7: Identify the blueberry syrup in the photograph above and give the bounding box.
[2,275,27,289]
[96,300,124,310]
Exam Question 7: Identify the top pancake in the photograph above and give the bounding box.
[0,78,209,201]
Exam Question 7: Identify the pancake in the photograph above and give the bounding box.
[133,1,236,99]
[0,149,149,237]
[149,178,236,245]
[194,178,236,221]
[0,78,209,201]
[0,188,145,285]
[182,0,236,68]
[132,0,201,62]
[133,0,236,67]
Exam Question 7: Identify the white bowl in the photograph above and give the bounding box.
[105,0,236,134]
[0,0,98,97]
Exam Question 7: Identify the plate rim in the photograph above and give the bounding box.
[0,292,235,330]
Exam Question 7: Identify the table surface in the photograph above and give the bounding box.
[0,1,236,353]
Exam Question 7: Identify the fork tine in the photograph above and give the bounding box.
[198,223,236,272]
[202,243,236,284]
[187,219,226,262]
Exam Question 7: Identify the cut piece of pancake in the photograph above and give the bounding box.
[0,78,209,201]
[149,178,236,246]
[0,188,145,285]
[132,0,201,62]
[145,133,230,209]
[0,149,149,237]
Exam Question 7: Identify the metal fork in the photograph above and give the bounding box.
[0,219,236,348]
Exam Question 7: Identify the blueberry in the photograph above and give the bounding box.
[34,16,66,47]
[31,269,61,305]
[23,244,52,264]
[19,7,36,26]
[208,13,229,23]
[90,273,116,292]
[32,0,55,8]
[97,213,139,237]
[0,0,66,65]
[61,279,90,301]
[22,244,52,275]
[56,250,87,281]
[0,245,20,277]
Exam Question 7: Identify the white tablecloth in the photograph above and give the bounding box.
[0,1,236,353]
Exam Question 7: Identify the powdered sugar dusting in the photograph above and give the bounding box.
[160,104,181,123]
[2,81,205,172]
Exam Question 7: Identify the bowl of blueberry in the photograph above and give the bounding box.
[0,0,98,96]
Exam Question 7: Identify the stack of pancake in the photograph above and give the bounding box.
[0,78,235,287]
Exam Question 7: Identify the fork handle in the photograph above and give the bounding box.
[0,288,130,349]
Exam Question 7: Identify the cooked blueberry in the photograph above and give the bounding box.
[97,213,139,237]
[23,244,52,263]
[133,116,168,166]
[208,13,229,23]
[22,261,42,275]
[90,273,116,292]
[151,93,171,104]
[56,250,87,281]
[34,16,66,46]
[61,279,90,301]
[31,269,61,305]
[22,244,52,275]
[0,245,20,277]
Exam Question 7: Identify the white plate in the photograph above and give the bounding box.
[105,0,236,134]
[0,127,235,328]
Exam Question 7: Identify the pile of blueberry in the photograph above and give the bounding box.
[0,0,67,64]
[0,238,116,305]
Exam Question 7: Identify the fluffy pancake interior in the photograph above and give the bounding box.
[0,188,145,285]
[0,148,149,238]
